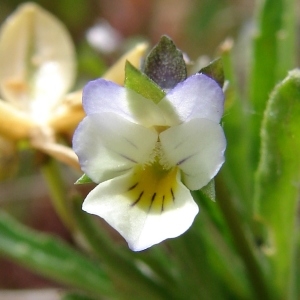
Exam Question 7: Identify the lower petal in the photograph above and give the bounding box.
[82,169,199,251]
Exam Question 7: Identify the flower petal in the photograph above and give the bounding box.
[158,74,224,125]
[82,170,199,251]
[73,112,158,183]
[82,79,166,127]
[160,118,226,190]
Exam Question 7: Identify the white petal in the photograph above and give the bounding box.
[158,74,224,125]
[160,118,226,190]
[82,79,166,127]
[73,112,158,183]
[82,170,199,251]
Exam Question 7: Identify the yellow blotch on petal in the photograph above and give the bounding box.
[126,164,179,213]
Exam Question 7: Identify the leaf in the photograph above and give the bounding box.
[254,69,300,298]
[0,3,76,119]
[143,35,187,89]
[124,61,166,104]
[75,173,94,184]
[249,0,297,171]
[199,58,224,88]
[0,211,112,297]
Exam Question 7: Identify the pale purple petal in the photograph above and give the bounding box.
[160,118,226,190]
[158,74,224,125]
[73,112,158,183]
[82,79,165,127]
[82,170,199,251]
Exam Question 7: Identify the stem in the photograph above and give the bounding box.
[216,182,273,300]
[41,158,74,231]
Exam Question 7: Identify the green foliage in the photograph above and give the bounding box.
[249,0,297,171]
[0,211,113,297]
[254,70,300,298]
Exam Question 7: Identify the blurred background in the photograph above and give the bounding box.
[0,0,254,291]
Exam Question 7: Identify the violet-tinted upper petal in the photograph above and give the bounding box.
[158,73,224,125]
[82,78,165,127]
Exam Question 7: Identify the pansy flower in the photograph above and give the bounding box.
[73,72,226,251]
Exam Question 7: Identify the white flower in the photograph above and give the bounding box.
[73,73,226,251]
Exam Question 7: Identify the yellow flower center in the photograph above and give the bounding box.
[126,160,179,213]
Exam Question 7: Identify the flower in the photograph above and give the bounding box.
[73,73,226,251]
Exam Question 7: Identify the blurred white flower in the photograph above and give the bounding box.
[0,2,76,125]
[86,19,122,54]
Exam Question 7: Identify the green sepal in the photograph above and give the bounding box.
[199,179,216,202]
[199,58,224,88]
[143,35,187,89]
[75,173,94,184]
[125,61,166,104]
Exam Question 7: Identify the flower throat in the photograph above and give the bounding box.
[126,142,179,213]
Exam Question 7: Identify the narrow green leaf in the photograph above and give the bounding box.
[192,189,262,300]
[249,0,297,171]
[0,211,112,297]
[254,69,300,298]
[143,35,187,89]
[124,61,165,104]
[75,173,94,184]
[169,194,252,299]
[275,0,296,82]
[199,58,224,87]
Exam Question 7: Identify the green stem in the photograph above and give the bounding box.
[41,158,74,230]
[216,181,273,300]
